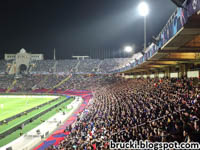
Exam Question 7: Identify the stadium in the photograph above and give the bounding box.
[0,0,200,150]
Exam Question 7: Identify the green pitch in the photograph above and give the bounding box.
[0,95,58,121]
[0,96,74,147]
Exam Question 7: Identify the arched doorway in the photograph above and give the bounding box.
[19,64,27,74]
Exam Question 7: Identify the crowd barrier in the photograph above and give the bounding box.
[1,96,82,150]
[0,95,69,140]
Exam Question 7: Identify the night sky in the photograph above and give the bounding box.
[0,0,176,59]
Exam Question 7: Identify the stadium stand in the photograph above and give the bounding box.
[46,77,200,149]
[31,60,56,73]
[0,0,200,149]
[0,75,15,90]
[0,60,7,73]
[56,59,77,73]
[0,60,11,74]
[0,58,136,76]
[13,75,44,91]
[77,59,101,73]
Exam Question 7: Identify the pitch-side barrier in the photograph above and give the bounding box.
[0,96,82,150]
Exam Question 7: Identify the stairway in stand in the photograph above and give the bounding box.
[48,74,72,92]
[6,79,17,93]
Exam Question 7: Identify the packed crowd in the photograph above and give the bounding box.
[54,58,132,74]
[31,60,56,73]
[98,58,132,73]
[49,77,200,149]
[0,65,199,149]
[13,74,68,91]
[56,60,77,73]
[0,60,12,74]
[13,75,42,91]
[77,60,101,73]
[0,58,134,75]
[0,74,68,91]
[0,74,117,91]
[57,74,118,90]
[0,75,15,89]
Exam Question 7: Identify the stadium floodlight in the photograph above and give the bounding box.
[124,46,133,53]
[138,1,149,17]
[138,1,149,51]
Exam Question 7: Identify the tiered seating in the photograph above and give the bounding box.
[0,75,14,89]
[31,60,56,73]
[56,59,77,73]
[77,59,101,73]
[30,58,134,74]
[0,60,8,73]
[50,78,200,149]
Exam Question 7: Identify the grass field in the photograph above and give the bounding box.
[0,95,74,147]
[0,95,58,121]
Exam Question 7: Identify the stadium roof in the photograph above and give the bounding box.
[125,5,200,74]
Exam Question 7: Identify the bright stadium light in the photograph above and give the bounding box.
[124,46,133,53]
[138,1,149,17]
[138,1,149,51]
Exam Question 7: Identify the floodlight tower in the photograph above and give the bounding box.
[138,1,149,51]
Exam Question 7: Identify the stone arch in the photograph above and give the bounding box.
[19,64,27,74]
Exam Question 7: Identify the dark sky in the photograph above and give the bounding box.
[0,0,176,59]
